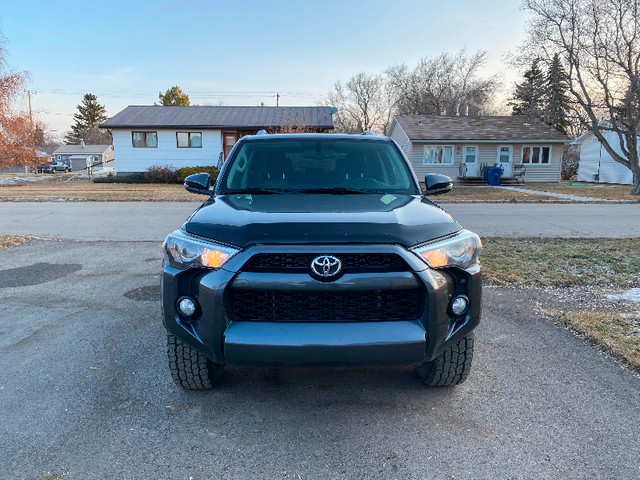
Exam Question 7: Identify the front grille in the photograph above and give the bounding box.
[229,288,421,322]
[242,253,410,273]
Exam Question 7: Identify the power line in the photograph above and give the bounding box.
[31,88,325,100]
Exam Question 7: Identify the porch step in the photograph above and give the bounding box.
[499,177,525,185]
[456,176,486,185]
[457,176,524,186]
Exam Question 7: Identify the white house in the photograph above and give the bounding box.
[100,105,335,173]
[572,128,636,185]
[52,143,114,173]
[387,115,570,183]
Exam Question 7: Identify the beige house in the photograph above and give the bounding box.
[387,115,570,183]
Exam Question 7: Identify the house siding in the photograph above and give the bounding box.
[112,129,223,172]
[407,141,563,183]
[387,120,412,159]
[410,143,459,180]
[514,144,563,182]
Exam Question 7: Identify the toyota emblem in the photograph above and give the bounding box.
[310,255,343,280]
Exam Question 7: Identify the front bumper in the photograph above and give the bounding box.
[161,244,481,367]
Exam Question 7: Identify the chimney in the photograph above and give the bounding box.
[80,139,85,148]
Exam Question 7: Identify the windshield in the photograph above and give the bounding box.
[219,137,418,195]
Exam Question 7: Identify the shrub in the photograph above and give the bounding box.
[176,165,219,183]
[145,165,177,184]
[92,173,149,184]
[562,146,580,181]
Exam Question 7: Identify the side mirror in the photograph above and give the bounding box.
[184,173,213,196]
[423,174,453,196]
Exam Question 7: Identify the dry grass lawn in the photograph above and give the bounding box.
[0,178,197,202]
[523,182,639,201]
[436,185,556,202]
[482,237,640,287]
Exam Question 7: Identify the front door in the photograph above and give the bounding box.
[223,133,238,161]
[497,145,513,177]
[463,145,479,177]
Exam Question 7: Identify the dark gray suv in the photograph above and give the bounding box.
[161,133,482,389]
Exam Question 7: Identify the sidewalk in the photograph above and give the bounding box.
[493,185,619,202]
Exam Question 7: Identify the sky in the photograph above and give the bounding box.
[0,0,530,136]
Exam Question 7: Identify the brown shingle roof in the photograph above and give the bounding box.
[393,115,570,142]
[100,106,335,129]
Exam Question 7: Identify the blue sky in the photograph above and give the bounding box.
[0,0,529,134]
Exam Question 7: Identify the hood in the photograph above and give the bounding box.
[183,194,461,248]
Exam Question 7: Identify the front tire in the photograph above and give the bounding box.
[167,333,224,390]
[416,333,474,386]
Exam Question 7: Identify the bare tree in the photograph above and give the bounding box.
[521,0,640,194]
[326,73,392,134]
[385,50,499,116]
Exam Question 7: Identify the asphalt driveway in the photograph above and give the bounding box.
[1,204,639,478]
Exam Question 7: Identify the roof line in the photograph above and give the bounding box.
[101,124,335,129]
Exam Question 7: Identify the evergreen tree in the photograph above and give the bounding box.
[65,93,110,145]
[158,86,190,106]
[544,54,571,134]
[509,59,546,119]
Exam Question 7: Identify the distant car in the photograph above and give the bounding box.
[38,161,70,173]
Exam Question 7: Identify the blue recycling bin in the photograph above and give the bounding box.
[487,166,502,186]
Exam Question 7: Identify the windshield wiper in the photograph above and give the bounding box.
[224,188,296,195]
[297,187,377,194]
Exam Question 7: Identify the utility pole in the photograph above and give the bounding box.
[26,90,35,127]
[276,92,280,107]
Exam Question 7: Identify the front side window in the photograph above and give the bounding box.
[522,146,551,164]
[132,131,158,148]
[220,138,418,195]
[423,145,454,165]
[177,132,202,148]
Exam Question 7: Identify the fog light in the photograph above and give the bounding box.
[450,295,469,316]
[177,297,197,317]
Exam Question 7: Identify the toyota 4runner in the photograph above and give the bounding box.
[161,133,482,389]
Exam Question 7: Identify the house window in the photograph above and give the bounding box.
[177,132,202,148]
[423,145,454,165]
[132,131,158,148]
[522,146,551,164]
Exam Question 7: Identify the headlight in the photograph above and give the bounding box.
[411,230,482,269]
[163,230,239,270]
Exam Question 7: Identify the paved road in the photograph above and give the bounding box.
[1,239,639,479]
[0,201,639,240]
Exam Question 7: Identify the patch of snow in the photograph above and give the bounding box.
[606,288,640,303]
[0,176,53,185]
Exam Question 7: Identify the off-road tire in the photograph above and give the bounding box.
[167,333,224,390]
[416,333,474,386]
